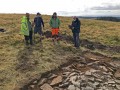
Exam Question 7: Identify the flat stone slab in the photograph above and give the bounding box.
[40,83,53,90]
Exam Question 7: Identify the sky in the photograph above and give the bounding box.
[0,0,120,16]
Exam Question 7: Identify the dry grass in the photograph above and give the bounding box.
[0,14,120,90]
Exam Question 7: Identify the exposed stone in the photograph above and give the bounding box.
[54,87,66,90]
[96,79,102,82]
[101,86,107,90]
[102,71,109,75]
[85,70,92,76]
[88,82,96,88]
[25,52,120,90]
[62,66,71,71]
[63,77,70,83]
[69,72,78,78]
[114,70,120,78]
[84,86,94,90]
[68,85,76,90]
[32,85,40,90]
[59,82,69,88]
[38,78,47,86]
[93,82,99,86]
[62,72,71,77]
[88,61,99,66]
[50,76,62,86]
[80,81,87,87]
[48,74,57,79]
[88,77,95,81]
[32,80,37,84]
[76,63,85,67]
[97,89,103,90]
[108,80,115,84]
[99,66,108,72]
[30,85,35,89]
[104,82,108,85]
[92,73,101,78]
[70,76,77,82]
[89,69,98,73]
[40,83,53,90]
[109,61,120,68]
[72,81,80,88]
[108,72,113,76]
[107,86,116,90]
[90,57,97,61]
[47,73,53,78]
[76,87,80,90]
[112,84,116,87]
[81,75,87,81]
[115,80,120,84]
[116,85,120,90]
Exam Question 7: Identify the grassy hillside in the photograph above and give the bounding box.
[0,14,120,90]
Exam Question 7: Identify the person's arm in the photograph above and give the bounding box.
[41,18,44,28]
[33,17,36,26]
[79,20,81,27]
[58,19,60,28]
[71,21,75,30]
[49,18,52,27]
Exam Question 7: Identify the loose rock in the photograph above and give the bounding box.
[50,76,62,86]
[68,85,76,90]
[38,78,47,86]
[114,70,120,79]
[40,83,53,90]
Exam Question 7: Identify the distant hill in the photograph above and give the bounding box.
[78,16,120,22]
[96,17,120,22]
[78,16,97,19]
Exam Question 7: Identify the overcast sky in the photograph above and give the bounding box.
[0,0,120,16]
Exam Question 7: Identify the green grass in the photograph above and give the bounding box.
[0,14,120,90]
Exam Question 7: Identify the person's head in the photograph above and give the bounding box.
[37,12,41,16]
[26,13,30,20]
[52,12,57,18]
[73,16,77,21]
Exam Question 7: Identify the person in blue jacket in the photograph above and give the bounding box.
[33,12,44,42]
[69,16,81,48]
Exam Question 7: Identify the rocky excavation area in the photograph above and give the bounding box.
[15,51,120,90]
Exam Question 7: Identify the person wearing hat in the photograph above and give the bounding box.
[49,12,61,44]
[69,16,81,48]
[33,12,44,42]
[21,13,33,45]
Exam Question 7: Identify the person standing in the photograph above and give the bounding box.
[69,16,81,48]
[21,13,33,45]
[49,12,61,43]
[33,12,44,42]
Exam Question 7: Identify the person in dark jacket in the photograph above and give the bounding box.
[33,12,44,42]
[69,16,81,47]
